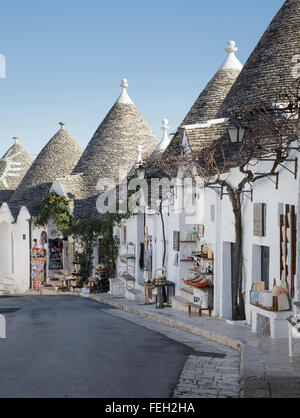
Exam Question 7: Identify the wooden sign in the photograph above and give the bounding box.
[253,203,266,237]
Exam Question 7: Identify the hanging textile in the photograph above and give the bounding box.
[144,242,152,271]
[139,243,144,270]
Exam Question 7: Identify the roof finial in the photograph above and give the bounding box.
[59,122,66,130]
[13,136,19,145]
[117,78,134,105]
[156,119,171,151]
[220,40,243,71]
[121,78,129,89]
[225,41,238,54]
[162,119,169,136]
[134,144,143,169]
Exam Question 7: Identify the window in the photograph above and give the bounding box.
[253,203,266,237]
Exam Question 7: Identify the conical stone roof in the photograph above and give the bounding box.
[183,42,242,125]
[13,123,82,202]
[166,41,243,157]
[0,137,33,191]
[72,79,158,198]
[218,0,300,116]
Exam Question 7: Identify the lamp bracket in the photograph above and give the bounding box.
[221,187,253,202]
[259,157,298,179]
[254,172,279,190]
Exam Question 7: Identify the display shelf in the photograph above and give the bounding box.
[192,255,214,261]
[188,270,214,276]
[185,285,214,290]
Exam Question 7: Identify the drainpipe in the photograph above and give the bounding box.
[28,218,32,289]
[159,200,166,269]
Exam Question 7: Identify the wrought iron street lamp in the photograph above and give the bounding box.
[227,123,246,144]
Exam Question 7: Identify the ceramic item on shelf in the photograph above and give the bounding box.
[281,242,285,256]
[282,226,286,241]
[190,278,209,288]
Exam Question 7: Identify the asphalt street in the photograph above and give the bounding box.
[0,295,189,398]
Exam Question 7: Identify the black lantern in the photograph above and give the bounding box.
[227,123,246,144]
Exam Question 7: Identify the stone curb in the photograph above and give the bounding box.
[23,290,245,352]
[82,293,244,352]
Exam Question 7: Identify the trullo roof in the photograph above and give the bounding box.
[72,79,158,198]
[13,122,82,202]
[218,0,300,116]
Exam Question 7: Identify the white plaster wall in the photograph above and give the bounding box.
[117,149,299,320]
[214,149,299,321]
[13,207,31,292]
[116,214,145,289]
[0,203,15,291]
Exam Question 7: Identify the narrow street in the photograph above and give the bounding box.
[0,296,240,398]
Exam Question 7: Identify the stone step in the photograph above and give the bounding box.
[2,277,15,287]
[171,296,189,313]
[179,287,194,303]
[109,278,126,298]
[171,295,213,315]
[125,287,144,303]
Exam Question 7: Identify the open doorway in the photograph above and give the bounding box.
[252,245,270,290]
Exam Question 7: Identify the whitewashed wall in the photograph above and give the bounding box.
[117,147,299,320]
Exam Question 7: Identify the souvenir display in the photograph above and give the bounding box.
[48,238,63,270]
[31,242,46,291]
[250,280,290,312]
[280,205,296,298]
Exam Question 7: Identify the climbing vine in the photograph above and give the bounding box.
[35,193,75,234]
[35,174,138,285]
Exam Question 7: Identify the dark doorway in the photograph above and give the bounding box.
[261,246,270,290]
[231,243,237,319]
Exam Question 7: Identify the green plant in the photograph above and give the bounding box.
[35,193,75,234]
[36,172,139,284]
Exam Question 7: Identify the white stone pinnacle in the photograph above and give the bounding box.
[156,119,171,151]
[13,137,19,145]
[117,78,134,105]
[225,40,238,54]
[120,78,129,88]
[135,144,143,167]
[220,41,243,71]
[59,122,66,130]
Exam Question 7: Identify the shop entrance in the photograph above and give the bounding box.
[261,246,270,290]
[231,243,237,319]
[221,242,234,320]
[252,245,270,291]
[48,239,64,270]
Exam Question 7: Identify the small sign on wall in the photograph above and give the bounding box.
[173,231,180,252]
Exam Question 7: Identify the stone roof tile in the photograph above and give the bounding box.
[13,123,82,202]
[218,0,300,116]
[72,80,158,198]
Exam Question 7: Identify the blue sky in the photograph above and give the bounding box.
[0,0,284,158]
